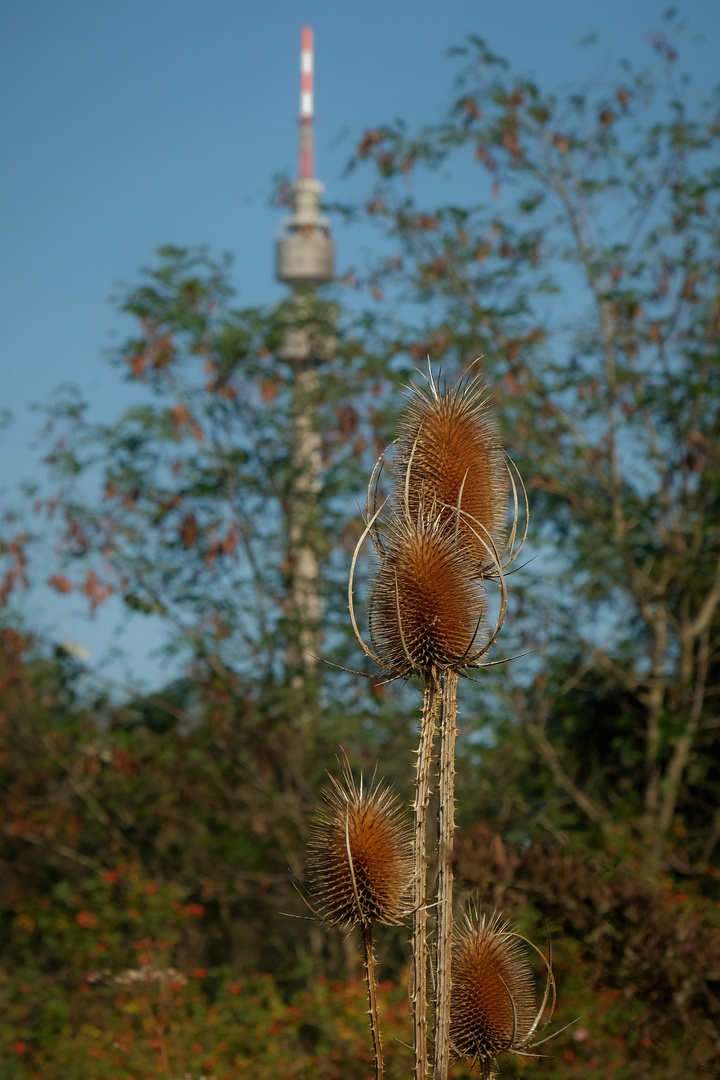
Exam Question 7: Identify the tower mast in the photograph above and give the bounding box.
[299,27,314,181]
[276,28,335,688]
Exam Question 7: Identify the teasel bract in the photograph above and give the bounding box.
[348,365,527,1080]
[450,910,556,1080]
[307,764,412,1080]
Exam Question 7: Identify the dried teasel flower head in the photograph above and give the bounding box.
[348,365,527,679]
[306,763,412,929]
[450,909,556,1079]
[389,367,513,575]
[367,513,487,678]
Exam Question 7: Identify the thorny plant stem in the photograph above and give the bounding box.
[413,673,439,1080]
[434,670,459,1080]
[361,921,384,1080]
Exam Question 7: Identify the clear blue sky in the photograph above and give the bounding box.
[1,0,718,688]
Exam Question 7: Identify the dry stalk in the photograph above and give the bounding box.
[361,920,384,1080]
[434,668,459,1080]
[412,672,440,1080]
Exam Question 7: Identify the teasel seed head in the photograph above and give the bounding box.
[368,513,486,678]
[450,910,556,1079]
[392,370,509,575]
[349,367,527,679]
[307,765,412,929]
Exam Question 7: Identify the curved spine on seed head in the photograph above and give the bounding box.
[393,368,511,574]
[368,512,488,679]
[450,909,557,1079]
[498,451,529,571]
[306,763,413,930]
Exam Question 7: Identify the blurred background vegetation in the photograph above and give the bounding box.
[1,16,719,1079]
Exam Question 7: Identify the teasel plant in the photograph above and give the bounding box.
[348,365,528,1080]
[450,909,557,1079]
[306,760,413,1080]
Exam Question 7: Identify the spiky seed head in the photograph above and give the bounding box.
[368,515,486,677]
[393,373,508,573]
[307,768,412,929]
[450,911,539,1077]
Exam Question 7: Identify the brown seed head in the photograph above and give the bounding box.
[368,514,486,677]
[392,372,508,573]
[307,768,412,929]
[450,911,541,1077]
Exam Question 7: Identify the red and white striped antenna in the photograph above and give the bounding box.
[299,27,314,180]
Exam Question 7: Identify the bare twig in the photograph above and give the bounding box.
[658,624,711,839]
[525,721,609,826]
[0,823,100,871]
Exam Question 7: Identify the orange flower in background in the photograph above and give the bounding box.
[76,910,98,928]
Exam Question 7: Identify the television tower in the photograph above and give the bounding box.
[276,27,335,290]
[276,28,335,687]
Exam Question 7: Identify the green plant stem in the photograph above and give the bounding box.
[361,921,384,1080]
[434,669,459,1080]
[413,672,439,1080]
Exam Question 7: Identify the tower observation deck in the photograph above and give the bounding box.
[276,28,335,287]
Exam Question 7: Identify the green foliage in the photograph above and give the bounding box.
[3,836,717,1079]
[454,823,720,1077]
[0,865,418,1080]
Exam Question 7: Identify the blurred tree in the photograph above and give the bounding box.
[13,245,417,977]
[341,18,720,865]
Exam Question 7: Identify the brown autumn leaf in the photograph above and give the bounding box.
[357,129,383,158]
[179,514,198,550]
[47,575,75,595]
